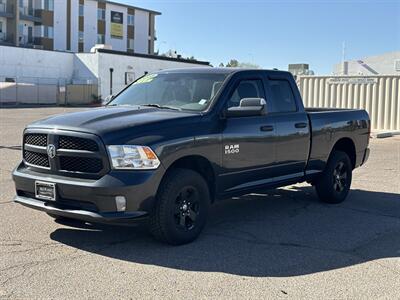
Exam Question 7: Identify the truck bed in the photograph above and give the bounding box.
[305,107,370,175]
[305,107,363,113]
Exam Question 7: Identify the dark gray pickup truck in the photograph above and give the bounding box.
[13,68,370,244]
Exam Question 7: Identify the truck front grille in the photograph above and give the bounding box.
[23,131,108,177]
[24,150,50,168]
[59,136,99,152]
[24,133,47,147]
[60,156,103,173]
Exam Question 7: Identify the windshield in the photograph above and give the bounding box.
[108,72,228,111]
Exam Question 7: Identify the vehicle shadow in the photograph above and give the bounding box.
[50,186,400,277]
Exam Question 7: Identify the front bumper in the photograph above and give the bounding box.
[12,162,165,224]
[14,195,148,225]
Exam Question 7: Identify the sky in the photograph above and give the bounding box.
[119,0,400,74]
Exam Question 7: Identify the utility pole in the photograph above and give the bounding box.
[109,68,114,95]
[342,41,347,75]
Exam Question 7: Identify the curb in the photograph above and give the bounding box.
[373,131,400,139]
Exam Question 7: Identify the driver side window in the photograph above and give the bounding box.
[227,80,264,108]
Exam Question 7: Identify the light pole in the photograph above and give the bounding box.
[109,68,114,95]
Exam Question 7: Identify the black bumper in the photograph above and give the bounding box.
[14,195,148,225]
[12,162,165,224]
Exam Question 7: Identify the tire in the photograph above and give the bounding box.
[315,150,352,204]
[149,168,210,245]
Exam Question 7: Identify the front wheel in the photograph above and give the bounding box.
[149,168,210,245]
[315,150,352,204]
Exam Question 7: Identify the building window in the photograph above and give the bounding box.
[35,25,53,39]
[97,8,105,20]
[0,1,4,13]
[97,34,105,44]
[44,0,54,11]
[128,14,134,26]
[79,4,84,16]
[79,31,84,42]
[44,26,53,38]
[0,21,3,33]
[128,38,134,50]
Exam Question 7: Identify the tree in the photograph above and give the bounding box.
[225,59,239,67]
[238,62,260,69]
[224,59,260,69]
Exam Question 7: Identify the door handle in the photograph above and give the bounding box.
[295,122,308,129]
[260,125,274,132]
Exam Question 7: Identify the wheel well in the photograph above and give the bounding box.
[331,138,356,169]
[165,156,216,202]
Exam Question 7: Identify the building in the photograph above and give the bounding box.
[0,45,210,105]
[0,0,160,54]
[289,63,310,76]
[334,51,400,76]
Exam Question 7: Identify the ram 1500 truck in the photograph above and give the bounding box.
[13,68,370,245]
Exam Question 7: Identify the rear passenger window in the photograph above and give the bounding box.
[268,80,297,112]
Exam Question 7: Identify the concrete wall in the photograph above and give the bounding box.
[83,0,97,52]
[298,75,400,131]
[134,10,149,54]
[0,46,74,79]
[53,0,67,51]
[334,51,400,76]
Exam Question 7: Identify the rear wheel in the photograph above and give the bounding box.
[149,168,210,245]
[315,150,352,204]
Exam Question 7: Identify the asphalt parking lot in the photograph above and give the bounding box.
[0,107,399,299]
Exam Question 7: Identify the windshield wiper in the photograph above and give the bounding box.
[141,104,181,111]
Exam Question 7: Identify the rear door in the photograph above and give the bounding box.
[219,73,276,193]
[264,74,310,178]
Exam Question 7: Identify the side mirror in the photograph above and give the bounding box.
[225,98,267,118]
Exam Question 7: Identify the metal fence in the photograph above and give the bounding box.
[297,75,400,131]
[0,76,99,106]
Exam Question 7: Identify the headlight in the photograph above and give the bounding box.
[107,145,161,170]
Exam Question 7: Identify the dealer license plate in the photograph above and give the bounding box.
[35,181,56,201]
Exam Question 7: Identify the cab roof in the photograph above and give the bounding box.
[157,67,290,76]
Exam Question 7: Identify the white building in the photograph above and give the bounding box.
[334,51,400,76]
[0,0,159,55]
[0,45,210,104]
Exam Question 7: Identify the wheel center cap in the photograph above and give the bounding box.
[182,204,188,211]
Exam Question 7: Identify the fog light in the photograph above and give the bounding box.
[115,196,126,212]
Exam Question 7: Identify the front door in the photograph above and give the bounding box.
[219,76,276,194]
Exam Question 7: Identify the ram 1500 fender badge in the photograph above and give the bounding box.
[225,144,240,154]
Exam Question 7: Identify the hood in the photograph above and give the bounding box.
[28,106,200,140]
